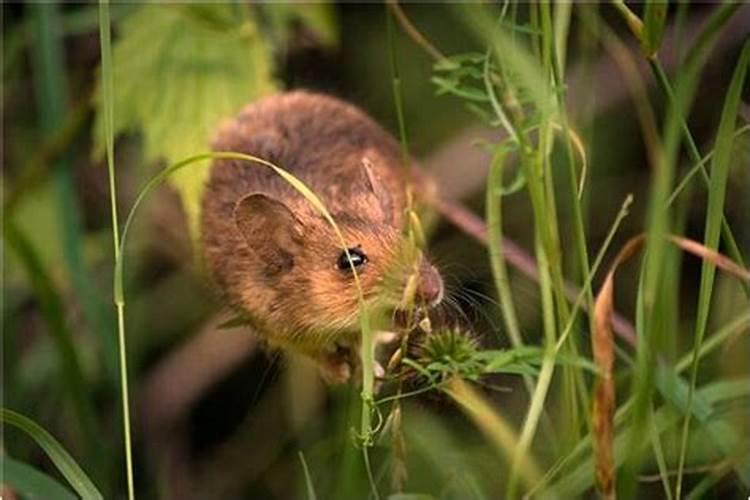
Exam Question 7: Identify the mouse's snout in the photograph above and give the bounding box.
[416,260,444,308]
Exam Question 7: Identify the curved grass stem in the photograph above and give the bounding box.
[98,1,134,498]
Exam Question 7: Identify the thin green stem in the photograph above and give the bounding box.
[507,236,558,498]
[298,451,318,500]
[649,403,674,500]
[674,312,750,374]
[486,144,538,403]
[667,125,750,207]
[386,5,410,166]
[555,195,633,351]
[673,43,749,498]
[97,2,134,499]
[536,311,750,494]
[546,0,594,449]
[650,60,748,296]
[611,0,644,41]
[486,149,524,349]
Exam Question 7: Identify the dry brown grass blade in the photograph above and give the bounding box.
[667,235,750,281]
[591,232,750,498]
[387,0,447,63]
[591,235,644,499]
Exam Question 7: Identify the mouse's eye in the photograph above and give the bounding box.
[337,246,368,272]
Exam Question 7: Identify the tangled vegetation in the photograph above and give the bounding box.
[2,2,749,499]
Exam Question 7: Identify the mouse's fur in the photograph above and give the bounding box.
[201,91,441,372]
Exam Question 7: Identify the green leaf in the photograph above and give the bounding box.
[641,1,668,57]
[2,408,103,500]
[551,378,750,496]
[93,4,277,241]
[3,456,77,500]
[657,364,750,487]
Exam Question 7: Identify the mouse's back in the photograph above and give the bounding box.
[199,91,418,352]
[202,91,406,211]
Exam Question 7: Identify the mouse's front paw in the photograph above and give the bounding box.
[318,346,354,384]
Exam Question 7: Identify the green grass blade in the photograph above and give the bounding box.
[97,2,135,498]
[674,40,750,497]
[30,0,119,395]
[621,7,735,494]
[28,0,115,448]
[685,464,733,500]
[656,365,750,488]
[641,0,667,58]
[667,125,750,207]
[648,404,673,500]
[485,148,523,349]
[298,451,318,500]
[650,60,749,295]
[3,456,78,500]
[386,4,410,164]
[674,311,750,374]
[611,0,643,42]
[2,221,100,476]
[2,409,104,500]
[551,378,750,497]
[541,311,749,494]
[650,3,747,291]
[555,194,633,351]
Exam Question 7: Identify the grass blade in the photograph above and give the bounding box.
[97,1,135,498]
[552,378,750,497]
[648,404,673,500]
[649,3,748,291]
[3,456,78,500]
[2,409,104,500]
[2,221,100,477]
[539,311,749,494]
[298,451,318,500]
[485,148,524,349]
[675,40,750,497]
[29,0,118,391]
[641,0,668,58]
[443,378,544,490]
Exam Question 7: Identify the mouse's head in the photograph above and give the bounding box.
[232,158,443,344]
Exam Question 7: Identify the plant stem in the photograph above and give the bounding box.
[673,42,749,499]
[97,1,135,498]
[649,60,748,296]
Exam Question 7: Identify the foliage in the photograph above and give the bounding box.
[2,408,103,500]
[92,4,276,241]
[3,2,749,499]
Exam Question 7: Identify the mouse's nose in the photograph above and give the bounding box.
[417,260,444,307]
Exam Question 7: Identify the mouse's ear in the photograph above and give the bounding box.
[361,156,394,223]
[234,193,305,276]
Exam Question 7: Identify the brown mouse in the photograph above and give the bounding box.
[201,91,443,382]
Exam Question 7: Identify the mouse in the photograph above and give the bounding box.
[200,91,444,383]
